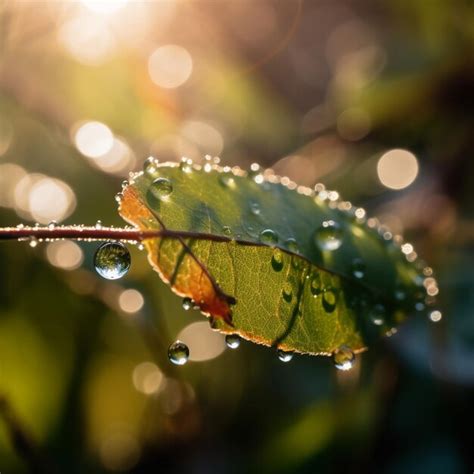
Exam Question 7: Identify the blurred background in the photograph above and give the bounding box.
[0,0,473,472]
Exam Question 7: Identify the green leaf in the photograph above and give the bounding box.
[119,159,433,356]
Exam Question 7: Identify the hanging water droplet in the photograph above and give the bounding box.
[322,288,337,313]
[225,334,241,349]
[115,192,123,203]
[95,220,102,230]
[310,273,322,297]
[168,340,189,365]
[285,238,299,253]
[219,174,235,188]
[333,346,355,371]
[249,201,261,215]
[314,220,343,251]
[182,297,193,311]
[48,220,57,230]
[94,242,131,280]
[369,304,385,326]
[282,282,293,302]
[259,229,278,246]
[29,237,38,248]
[351,258,365,279]
[277,349,293,363]
[271,249,284,272]
[149,177,173,199]
[222,225,232,236]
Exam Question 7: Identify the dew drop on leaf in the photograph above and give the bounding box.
[271,249,284,272]
[285,238,299,253]
[310,273,322,297]
[222,225,232,236]
[143,157,157,175]
[259,229,278,245]
[369,304,385,326]
[219,174,235,188]
[314,220,343,251]
[94,242,131,280]
[182,297,193,311]
[322,288,337,313]
[333,346,355,371]
[277,349,293,362]
[225,334,241,349]
[149,177,173,199]
[351,258,365,279]
[282,282,293,302]
[168,340,189,365]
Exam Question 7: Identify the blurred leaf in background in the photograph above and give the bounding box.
[0,0,473,473]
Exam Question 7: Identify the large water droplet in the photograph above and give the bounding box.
[369,304,385,326]
[333,346,355,371]
[94,242,131,280]
[260,229,278,246]
[182,297,193,311]
[322,288,337,313]
[225,334,241,349]
[282,282,293,302]
[168,340,189,365]
[351,258,365,279]
[271,249,284,272]
[310,273,322,297]
[149,177,173,199]
[277,349,293,362]
[314,220,343,251]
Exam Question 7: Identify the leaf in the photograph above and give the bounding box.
[118,159,433,356]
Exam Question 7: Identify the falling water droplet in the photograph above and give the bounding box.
[182,297,193,311]
[94,242,131,280]
[271,249,284,272]
[310,273,322,297]
[369,304,385,326]
[259,229,278,245]
[277,349,293,362]
[225,334,241,349]
[285,238,299,253]
[168,341,189,365]
[314,220,343,251]
[150,177,173,199]
[282,282,293,303]
[322,288,337,313]
[333,346,355,371]
[351,258,365,279]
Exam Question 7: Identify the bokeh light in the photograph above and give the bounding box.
[377,149,419,190]
[81,0,129,15]
[46,241,84,271]
[93,137,136,176]
[148,45,193,89]
[74,121,114,159]
[177,322,226,362]
[118,289,144,314]
[132,362,163,395]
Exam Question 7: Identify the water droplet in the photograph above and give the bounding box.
[310,273,322,297]
[222,226,232,236]
[29,237,38,248]
[282,282,293,302]
[271,249,284,272]
[285,238,299,253]
[182,297,193,311]
[249,201,260,215]
[219,174,235,188]
[143,157,157,175]
[168,340,189,365]
[259,229,278,246]
[95,220,102,230]
[369,304,385,326]
[48,220,57,230]
[351,258,365,279]
[225,334,241,349]
[333,346,355,371]
[322,288,337,313]
[314,220,343,251]
[150,177,173,199]
[179,158,192,173]
[277,349,293,362]
[137,243,144,251]
[94,242,131,280]
[115,192,123,203]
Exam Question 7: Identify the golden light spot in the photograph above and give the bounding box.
[177,322,226,362]
[377,149,419,190]
[118,289,144,313]
[74,121,114,158]
[148,45,193,89]
[46,241,84,270]
[132,362,163,395]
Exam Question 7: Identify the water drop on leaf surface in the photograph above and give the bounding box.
[149,177,173,199]
[94,242,131,280]
[259,229,278,245]
[314,220,343,251]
